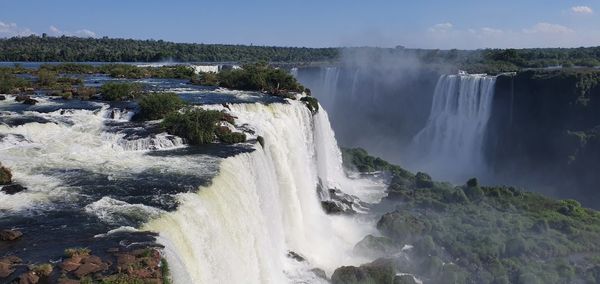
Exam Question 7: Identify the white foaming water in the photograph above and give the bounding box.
[146,101,380,284]
[191,65,220,74]
[411,73,496,182]
[0,100,218,213]
[85,196,165,225]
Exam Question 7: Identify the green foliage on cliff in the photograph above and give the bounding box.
[161,109,245,145]
[340,147,600,284]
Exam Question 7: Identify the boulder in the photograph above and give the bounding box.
[287,251,305,262]
[311,268,328,280]
[73,262,102,278]
[0,165,12,185]
[15,95,29,102]
[23,98,38,105]
[0,261,15,278]
[0,95,5,100]
[353,235,398,257]
[1,184,26,195]
[331,259,395,284]
[60,260,80,272]
[18,271,39,284]
[0,229,23,241]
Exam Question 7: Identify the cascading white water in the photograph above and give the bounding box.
[411,73,496,182]
[191,65,220,74]
[145,101,381,284]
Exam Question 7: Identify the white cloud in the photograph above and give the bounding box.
[0,21,34,37]
[523,22,574,34]
[49,25,96,38]
[429,22,453,32]
[418,21,599,49]
[571,6,594,15]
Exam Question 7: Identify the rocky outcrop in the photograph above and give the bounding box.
[376,211,430,244]
[0,164,12,185]
[0,229,23,241]
[331,259,396,284]
[1,184,26,194]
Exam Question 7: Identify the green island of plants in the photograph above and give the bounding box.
[335,147,600,284]
[161,108,245,145]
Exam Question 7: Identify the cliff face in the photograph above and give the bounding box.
[486,69,600,206]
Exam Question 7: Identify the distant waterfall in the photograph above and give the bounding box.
[411,73,496,182]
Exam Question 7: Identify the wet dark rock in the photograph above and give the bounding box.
[287,251,305,262]
[312,268,328,280]
[15,95,29,102]
[23,98,39,105]
[0,229,23,241]
[321,188,368,215]
[1,184,26,195]
[0,95,5,100]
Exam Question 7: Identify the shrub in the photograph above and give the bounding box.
[415,172,433,188]
[136,92,186,120]
[101,82,143,101]
[64,247,91,257]
[162,109,229,145]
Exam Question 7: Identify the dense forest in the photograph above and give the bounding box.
[0,35,339,63]
[1,36,600,72]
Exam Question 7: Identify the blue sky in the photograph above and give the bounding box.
[1,0,599,49]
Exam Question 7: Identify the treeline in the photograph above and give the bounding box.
[0,35,339,63]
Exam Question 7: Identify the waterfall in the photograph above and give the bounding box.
[145,101,379,284]
[411,73,496,182]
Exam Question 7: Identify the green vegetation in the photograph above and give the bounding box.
[161,109,246,145]
[100,82,143,101]
[0,69,31,93]
[136,92,186,120]
[0,36,339,63]
[192,63,306,96]
[300,96,319,114]
[64,247,91,258]
[341,147,600,284]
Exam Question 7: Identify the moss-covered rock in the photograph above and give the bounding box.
[376,211,430,244]
[331,259,395,284]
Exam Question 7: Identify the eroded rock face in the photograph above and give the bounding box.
[0,229,23,241]
[317,180,369,215]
